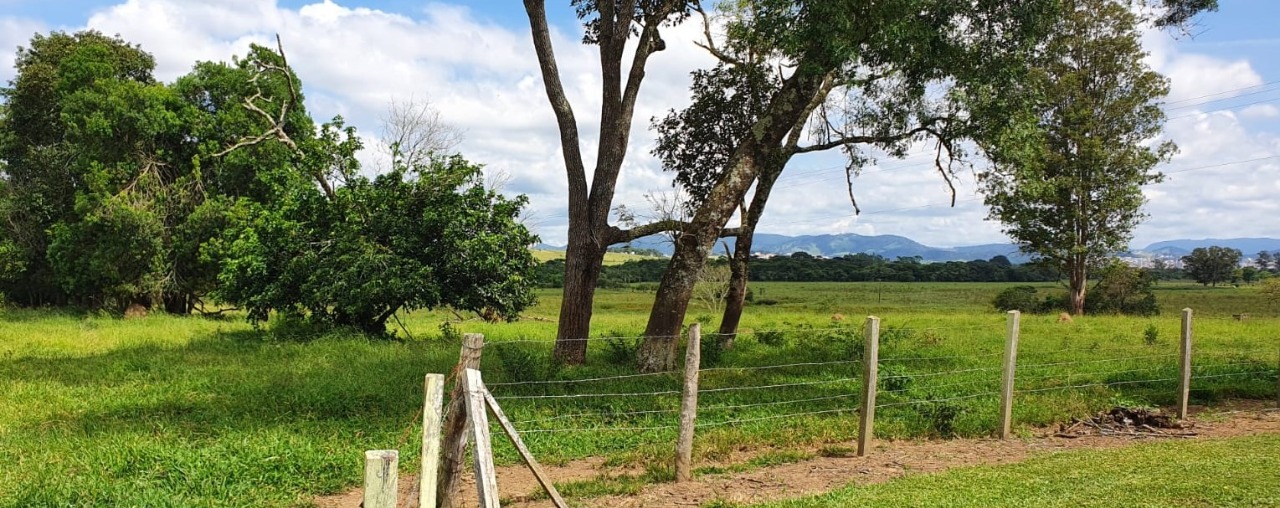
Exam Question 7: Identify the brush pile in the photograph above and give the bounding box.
[1055,407,1197,438]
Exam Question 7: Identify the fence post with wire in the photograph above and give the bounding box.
[675,323,702,482]
[857,316,880,456]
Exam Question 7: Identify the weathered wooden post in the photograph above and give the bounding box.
[438,333,484,507]
[999,310,1021,439]
[419,373,445,508]
[364,450,399,508]
[1178,308,1193,419]
[675,323,702,483]
[857,316,880,457]
[462,368,500,507]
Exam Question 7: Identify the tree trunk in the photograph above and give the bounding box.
[718,168,782,346]
[718,237,751,348]
[162,292,190,315]
[638,70,829,372]
[1069,259,1087,316]
[553,237,607,364]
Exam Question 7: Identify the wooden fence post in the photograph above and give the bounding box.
[364,450,399,508]
[419,373,445,508]
[857,316,880,457]
[464,368,500,508]
[999,310,1021,439]
[1178,308,1193,419]
[675,323,702,483]
[438,333,484,508]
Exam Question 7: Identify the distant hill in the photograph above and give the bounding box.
[1139,238,1280,258]
[539,233,1031,263]
[537,234,1280,263]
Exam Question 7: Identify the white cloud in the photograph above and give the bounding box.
[1,2,1277,250]
[1240,104,1280,119]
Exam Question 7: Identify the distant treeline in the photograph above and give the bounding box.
[533,252,1062,288]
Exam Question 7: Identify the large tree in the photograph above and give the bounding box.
[522,0,697,363]
[978,0,1175,316]
[1181,246,1242,287]
[636,0,1058,371]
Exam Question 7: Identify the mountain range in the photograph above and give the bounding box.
[536,234,1280,263]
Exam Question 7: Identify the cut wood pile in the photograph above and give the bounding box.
[1055,407,1197,439]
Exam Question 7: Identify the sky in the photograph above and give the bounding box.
[1,0,1277,249]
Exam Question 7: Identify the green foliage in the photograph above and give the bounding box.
[978,0,1174,315]
[1181,246,1243,287]
[1086,262,1160,316]
[1143,324,1160,346]
[992,286,1044,313]
[215,153,538,335]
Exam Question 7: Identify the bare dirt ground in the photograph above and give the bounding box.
[314,401,1280,508]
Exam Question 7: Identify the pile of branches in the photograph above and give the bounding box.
[1055,407,1197,439]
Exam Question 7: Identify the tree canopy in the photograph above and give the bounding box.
[977,0,1174,315]
[1182,246,1242,287]
[0,30,539,333]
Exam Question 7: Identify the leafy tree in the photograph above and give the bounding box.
[1257,250,1273,271]
[1086,261,1159,316]
[1261,277,1280,306]
[215,148,539,335]
[521,0,696,364]
[978,0,1174,316]
[1181,246,1242,287]
[635,0,1060,371]
[0,31,160,307]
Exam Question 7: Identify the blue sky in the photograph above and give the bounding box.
[2,1,1277,249]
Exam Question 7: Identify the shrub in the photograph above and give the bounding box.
[1087,261,1160,316]
[992,286,1043,313]
[603,332,639,366]
[755,329,787,347]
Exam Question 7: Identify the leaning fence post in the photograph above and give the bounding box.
[364,450,399,508]
[675,322,702,483]
[1178,308,1193,419]
[438,333,484,508]
[857,316,880,457]
[999,310,1021,439]
[419,373,446,508]
[464,368,500,508]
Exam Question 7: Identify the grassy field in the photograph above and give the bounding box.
[0,281,1277,506]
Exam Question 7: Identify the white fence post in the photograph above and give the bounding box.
[464,368,500,507]
[419,373,445,508]
[675,323,702,483]
[857,316,880,457]
[999,310,1021,439]
[1178,308,1193,419]
[363,450,399,508]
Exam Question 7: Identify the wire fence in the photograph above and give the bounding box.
[450,316,1280,465]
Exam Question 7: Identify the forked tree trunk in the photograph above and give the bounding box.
[638,71,830,372]
[717,168,781,346]
[717,237,751,348]
[1068,256,1087,316]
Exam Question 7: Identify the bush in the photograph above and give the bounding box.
[603,332,640,366]
[992,286,1043,313]
[1087,261,1160,316]
[755,329,787,347]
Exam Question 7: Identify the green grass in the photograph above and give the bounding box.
[1,281,1277,506]
[737,432,1280,507]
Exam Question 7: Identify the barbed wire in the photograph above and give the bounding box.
[700,360,860,375]
[699,377,859,395]
[1017,353,1178,370]
[881,366,1001,380]
[876,391,1001,408]
[493,388,682,401]
[485,369,680,387]
[1015,377,1177,395]
[697,407,857,429]
[880,351,1004,362]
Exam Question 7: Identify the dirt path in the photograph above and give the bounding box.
[314,402,1280,508]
